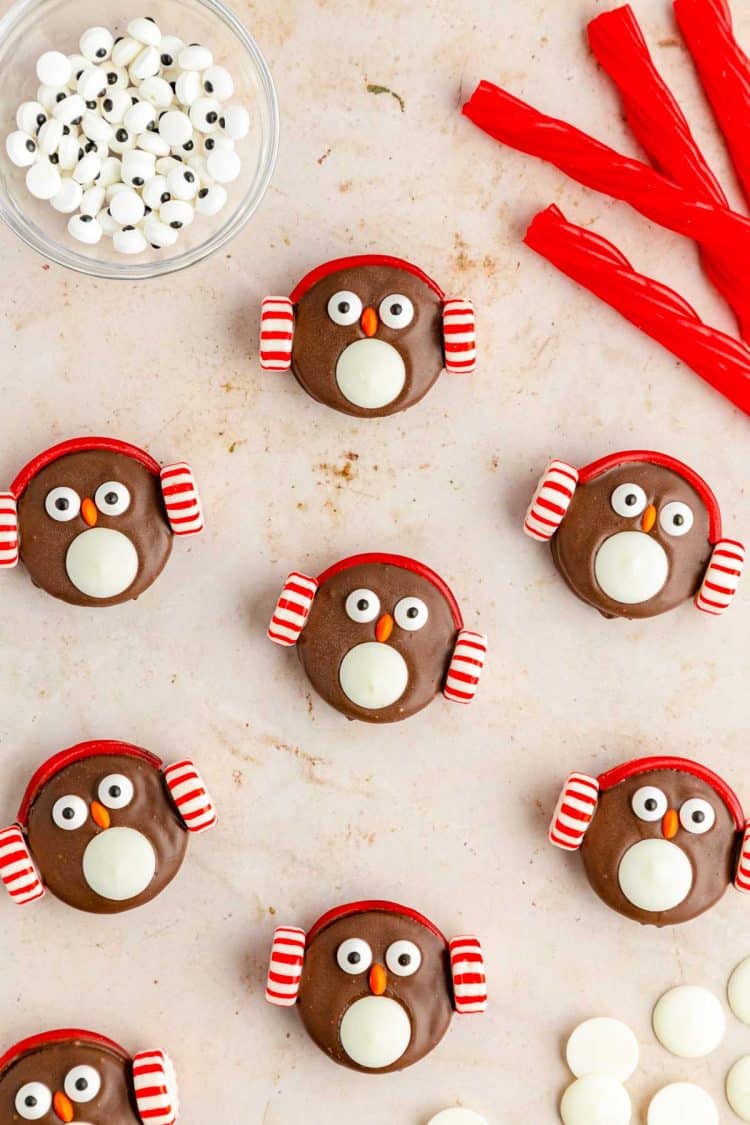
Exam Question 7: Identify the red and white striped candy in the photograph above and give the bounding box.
[265,925,306,1007]
[443,630,487,704]
[132,1048,179,1125]
[549,773,600,851]
[695,538,745,616]
[449,935,487,1014]
[163,759,216,833]
[735,821,750,893]
[0,492,19,568]
[160,463,204,537]
[260,296,294,371]
[0,825,44,905]
[442,298,476,374]
[524,460,579,541]
[267,572,318,646]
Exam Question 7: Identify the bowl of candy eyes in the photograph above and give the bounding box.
[0,0,278,279]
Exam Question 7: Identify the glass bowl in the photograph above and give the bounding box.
[0,0,278,278]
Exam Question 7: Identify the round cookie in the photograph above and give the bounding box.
[549,756,748,927]
[259,255,476,418]
[267,553,487,723]
[1,437,203,606]
[0,740,216,914]
[264,901,487,1074]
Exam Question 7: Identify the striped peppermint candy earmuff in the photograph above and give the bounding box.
[443,630,488,704]
[523,460,579,541]
[267,572,319,646]
[695,539,746,616]
[735,823,750,893]
[159,463,204,537]
[449,935,487,1014]
[0,825,44,905]
[132,1048,179,1125]
[442,299,477,373]
[549,773,600,850]
[265,925,306,1006]
[0,492,19,568]
[163,759,217,834]
[259,296,295,372]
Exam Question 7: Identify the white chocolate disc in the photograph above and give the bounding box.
[82,827,156,900]
[652,986,725,1058]
[335,338,406,409]
[594,531,669,604]
[617,839,693,912]
[560,1075,632,1125]
[428,1112,488,1125]
[339,996,411,1069]
[728,957,750,1026]
[339,642,408,710]
[647,1083,718,1125]
[65,528,139,598]
[726,1056,750,1121]
[566,1017,639,1081]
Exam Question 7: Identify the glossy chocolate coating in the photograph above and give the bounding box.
[1,1038,140,1123]
[26,753,187,914]
[581,769,737,926]
[297,561,457,723]
[551,462,711,618]
[292,263,444,417]
[18,449,173,607]
[298,908,453,1073]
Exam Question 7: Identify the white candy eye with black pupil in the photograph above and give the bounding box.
[659,501,694,537]
[379,293,414,330]
[45,486,81,522]
[98,773,134,809]
[385,939,422,977]
[611,482,648,518]
[15,1082,52,1119]
[680,797,716,834]
[394,596,429,632]
[327,290,362,326]
[345,588,381,623]
[631,786,668,822]
[52,794,88,830]
[64,1064,101,1103]
[336,937,373,974]
[94,480,130,516]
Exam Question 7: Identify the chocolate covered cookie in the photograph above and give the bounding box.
[259,255,476,417]
[524,450,745,619]
[0,1028,178,1124]
[267,553,487,722]
[265,900,487,1073]
[549,756,750,926]
[0,740,216,914]
[0,437,204,606]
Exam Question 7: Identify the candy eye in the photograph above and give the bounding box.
[64,1064,101,1103]
[385,939,422,977]
[94,481,130,516]
[345,588,381,623]
[80,26,114,62]
[98,773,134,810]
[631,786,668,822]
[52,794,88,830]
[15,1082,52,1119]
[680,797,716,835]
[394,596,429,632]
[336,938,373,974]
[45,486,81,522]
[659,501,694,538]
[327,291,362,326]
[611,483,648,518]
[379,294,414,330]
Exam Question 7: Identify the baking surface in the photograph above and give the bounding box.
[0,0,749,1120]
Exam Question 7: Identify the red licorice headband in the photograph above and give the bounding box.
[307,900,448,946]
[0,1029,128,1075]
[11,438,161,499]
[289,255,446,303]
[598,755,745,830]
[316,552,464,629]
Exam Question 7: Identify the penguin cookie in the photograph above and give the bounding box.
[550,756,750,926]
[0,1028,178,1125]
[524,450,744,618]
[0,740,216,913]
[265,900,487,1073]
[267,553,487,722]
[259,254,476,417]
[0,437,203,606]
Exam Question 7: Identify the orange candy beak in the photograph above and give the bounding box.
[375,614,394,643]
[81,497,98,527]
[369,963,387,996]
[662,809,679,840]
[641,504,657,534]
[91,800,111,830]
[53,1091,74,1123]
[360,306,378,338]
